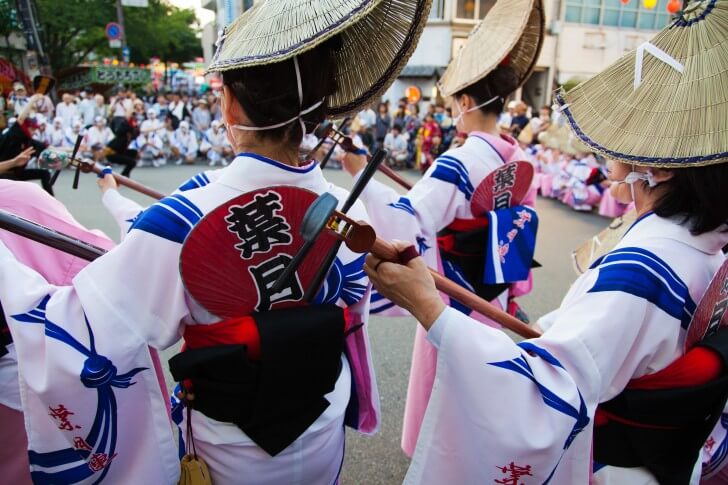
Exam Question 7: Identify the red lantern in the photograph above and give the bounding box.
[667,0,682,13]
[620,0,630,5]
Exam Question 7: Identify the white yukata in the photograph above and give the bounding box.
[84,126,114,149]
[0,154,380,484]
[173,128,199,158]
[132,119,165,156]
[358,131,535,455]
[405,213,728,484]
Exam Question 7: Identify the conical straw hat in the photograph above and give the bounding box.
[438,0,545,97]
[561,132,591,155]
[555,0,728,168]
[207,0,432,117]
[538,123,569,150]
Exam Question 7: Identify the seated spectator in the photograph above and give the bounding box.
[132,109,165,167]
[172,120,198,165]
[47,117,65,148]
[200,120,232,167]
[383,124,408,169]
[85,116,115,162]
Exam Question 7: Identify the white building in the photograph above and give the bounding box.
[385,0,674,109]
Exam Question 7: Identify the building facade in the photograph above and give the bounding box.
[385,0,674,110]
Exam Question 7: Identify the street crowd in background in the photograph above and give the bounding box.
[0,82,628,219]
[336,96,629,219]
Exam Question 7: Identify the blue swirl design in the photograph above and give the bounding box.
[13,295,147,484]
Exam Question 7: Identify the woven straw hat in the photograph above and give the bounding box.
[207,0,432,117]
[538,123,569,150]
[438,0,545,97]
[556,0,728,168]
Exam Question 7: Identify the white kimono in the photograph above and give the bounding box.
[0,154,380,484]
[172,129,199,157]
[84,126,114,149]
[404,213,728,484]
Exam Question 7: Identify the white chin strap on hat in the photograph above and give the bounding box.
[229,56,322,135]
[453,95,502,128]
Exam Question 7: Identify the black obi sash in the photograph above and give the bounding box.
[168,304,346,456]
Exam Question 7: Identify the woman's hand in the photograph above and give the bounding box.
[341,151,367,177]
[364,240,445,329]
[11,147,34,168]
[97,170,118,193]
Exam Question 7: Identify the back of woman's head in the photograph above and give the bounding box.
[454,65,519,116]
[653,163,728,235]
[222,35,341,148]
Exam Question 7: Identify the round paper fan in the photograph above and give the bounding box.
[470,161,534,217]
[180,186,337,318]
[685,260,728,351]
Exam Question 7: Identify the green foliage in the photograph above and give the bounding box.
[35,0,201,74]
[560,77,586,93]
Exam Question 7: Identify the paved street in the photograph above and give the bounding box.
[49,163,608,485]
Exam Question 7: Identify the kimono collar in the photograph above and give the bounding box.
[468,131,519,162]
[621,212,728,256]
[216,152,329,195]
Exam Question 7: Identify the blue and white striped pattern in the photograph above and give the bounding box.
[130,194,203,244]
[490,342,590,483]
[430,155,474,200]
[442,259,474,316]
[387,197,416,216]
[314,254,368,306]
[177,172,211,192]
[589,247,696,329]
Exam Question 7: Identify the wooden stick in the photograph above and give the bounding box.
[368,237,541,339]
[377,163,413,190]
[80,161,165,200]
[0,210,105,261]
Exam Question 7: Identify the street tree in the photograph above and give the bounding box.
[35,0,201,74]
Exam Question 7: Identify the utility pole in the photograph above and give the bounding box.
[115,0,127,64]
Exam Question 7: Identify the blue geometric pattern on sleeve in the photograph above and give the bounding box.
[489,342,590,484]
[588,247,696,329]
[314,254,368,306]
[13,295,147,484]
[387,197,415,216]
[430,155,474,200]
[441,259,474,316]
[129,194,203,244]
[177,172,211,192]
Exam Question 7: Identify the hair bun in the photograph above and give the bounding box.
[487,65,519,98]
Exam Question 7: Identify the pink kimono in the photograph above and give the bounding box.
[359,132,536,456]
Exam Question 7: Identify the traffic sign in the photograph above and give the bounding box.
[122,46,130,63]
[105,22,122,41]
[109,39,122,48]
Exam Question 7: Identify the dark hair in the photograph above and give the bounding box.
[222,35,340,147]
[652,163,728,235]
[454,65,519,116]
[392,124,402,132]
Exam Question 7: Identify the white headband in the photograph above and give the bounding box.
[229,56,322,135]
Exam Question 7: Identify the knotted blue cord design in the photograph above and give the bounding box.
[13,295,147,484]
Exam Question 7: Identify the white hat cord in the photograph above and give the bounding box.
[230,56,322,134]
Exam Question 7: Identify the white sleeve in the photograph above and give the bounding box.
[359,157,467,245]
[407,274,675,483]
[101,188,145,240]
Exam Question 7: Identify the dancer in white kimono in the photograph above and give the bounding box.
[133,109,165,167]
[199,120,232,167]
[365,1,728,483]
[84,117,114,162]
[171,120,199,165]
[0,0,429,483]
[47,117,66,148]
[342,0,545,456]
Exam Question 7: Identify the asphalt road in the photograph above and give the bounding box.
[49,163,608,485]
